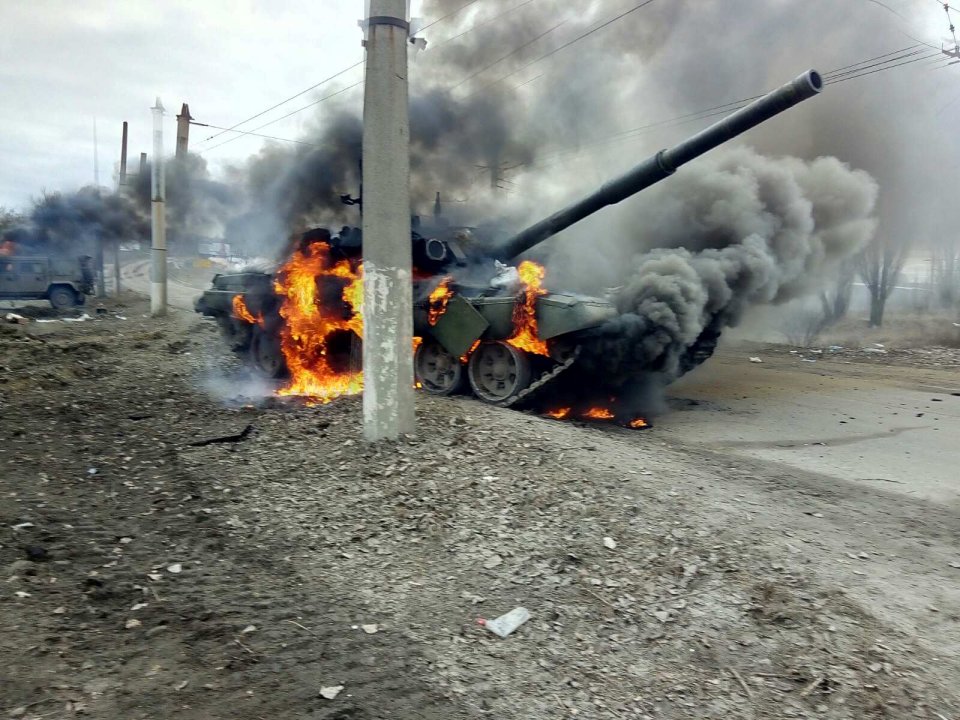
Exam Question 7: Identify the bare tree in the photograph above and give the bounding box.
[931,235,959,309]
[820,257,856,329]
[0,206,25,237]
[857,236,911,327]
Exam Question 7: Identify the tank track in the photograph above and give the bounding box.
[501,346,581,408]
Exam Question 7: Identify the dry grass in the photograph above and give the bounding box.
[818,310,960,349]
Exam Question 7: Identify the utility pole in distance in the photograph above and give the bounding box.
[150,98,167,317]
[361,0,415,440]
[116,120,128,295]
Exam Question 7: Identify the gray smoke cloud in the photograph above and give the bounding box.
[577,148,878,386]
[2,186,148,257]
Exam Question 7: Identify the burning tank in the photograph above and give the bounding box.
[195,70,824,411]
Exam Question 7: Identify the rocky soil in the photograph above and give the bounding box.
[1,297,958,719]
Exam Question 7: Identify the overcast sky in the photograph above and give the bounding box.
[0,0,953,211]
[0,0,394,208]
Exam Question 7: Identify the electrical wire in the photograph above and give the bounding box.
[522,45,958,171]
[465,0,660,95]
[198,2,484,154]
[427,0,537,50]
[199,81,364,154]
[197,61,363,147]
[825,47,933,80]
[190,122,320,147]
[450,20,567,90]
[821,44,921,76]
[418,0,481,33]
[826,50,944,83]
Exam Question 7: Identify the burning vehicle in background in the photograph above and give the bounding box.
[195,71,824,414]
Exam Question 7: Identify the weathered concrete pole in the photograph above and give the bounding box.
[175,103,192,159]
[361,0,415,441]
[115,121,128,295]
[150,98,167,317]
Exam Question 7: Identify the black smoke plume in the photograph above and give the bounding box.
[2,187,147,257]
[131,153,239,252]
[577,148,878,388]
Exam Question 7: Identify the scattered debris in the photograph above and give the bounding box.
[187,424,254,447]
[603,536,617,550]
[319,685,344,700]
[166,563,183,574]
[749,357,763,363]
[361,624,379,634]
[482,607,531,638]
[125,618,142,629]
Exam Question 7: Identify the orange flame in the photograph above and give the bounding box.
[460,339,481,364]
[0,239,15,256]
[273,241,364,404]
[506,260,549,357]
[583,407,615,420]
[628,417,649,429]
[232,294,261,325]
[544,407,572,419]
[427,277,453,326]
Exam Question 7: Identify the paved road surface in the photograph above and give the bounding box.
[118,259,208,311]
[662,350,960,504]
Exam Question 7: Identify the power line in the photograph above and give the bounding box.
[522,45,957,171]
[199,80,364,154]
[197,3,505,155]
[427,0,537,50]
[190,121,319,147]
[197,61,363,147]
[826,50,944,83]
[825,47,931,80]
[418,0,481,33]
[468,0,660,94]
[451,20,567,90]
[821,44,921,76]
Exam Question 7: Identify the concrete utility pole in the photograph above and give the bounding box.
[361,0,415,441]
[93,118,107,297]
[175,103,192,159]
[150,98,167,317]
[115,121,128,295]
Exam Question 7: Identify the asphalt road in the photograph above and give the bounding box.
[663,349,960,505]
[118,258,208,311]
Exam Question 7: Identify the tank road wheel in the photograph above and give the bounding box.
[467,341,532,406]
[415,339,464,396]
[48,286,78,310]
[217,315,253,352]
[250,326,287,379]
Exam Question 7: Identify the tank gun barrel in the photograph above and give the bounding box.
[496,70,823,260]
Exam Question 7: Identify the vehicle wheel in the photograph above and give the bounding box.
[415,339,464,396]
[250,326,287,378]
[467,341,532,406]
[218,315,253,352]
[48,286,78,310]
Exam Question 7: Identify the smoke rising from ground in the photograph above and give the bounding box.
[578,148,878,386]
[2,187,147,257]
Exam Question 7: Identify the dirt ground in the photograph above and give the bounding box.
[2,296,959,719]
